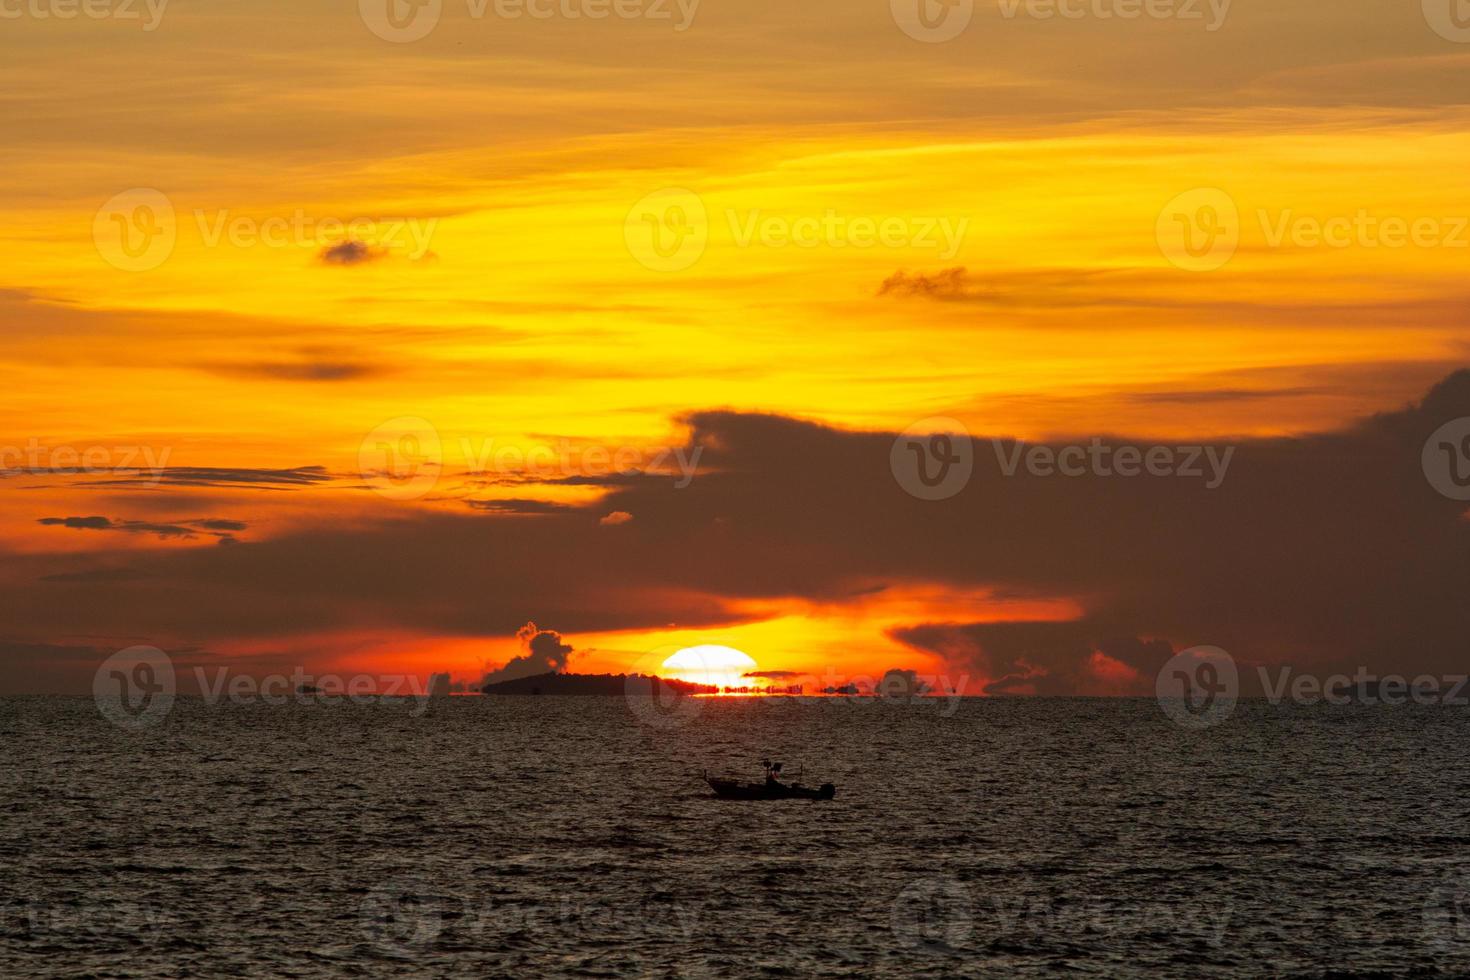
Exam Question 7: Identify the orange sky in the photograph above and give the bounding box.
[2,0,1468,694]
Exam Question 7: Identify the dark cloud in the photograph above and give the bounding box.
[1124,388,1324,406]
[465,498,579,515]
[190,519,248,532]
[38,568,149,584]
[319,240,387,266]
[4,372,1470,694]
[38,516,115,531]
[72,466,330,491]
[891,621,1173,696]
[0,640,116,694]
[480,624,575,685]
[37,516,247,542]
[875,266,1470,333]
[204,361,383,382]
[877,267,970,298]
[876,668,931,698]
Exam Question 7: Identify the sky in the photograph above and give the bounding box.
[2,0,1468,694]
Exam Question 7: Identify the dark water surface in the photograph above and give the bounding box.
[5,695,1470,977]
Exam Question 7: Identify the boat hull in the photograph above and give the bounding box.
[705,778,836,801]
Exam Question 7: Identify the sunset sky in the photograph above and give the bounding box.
[3,0,1468,694]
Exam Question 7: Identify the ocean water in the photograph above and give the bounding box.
[4,695,1470,977]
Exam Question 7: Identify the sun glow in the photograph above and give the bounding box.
[661,645,759,691]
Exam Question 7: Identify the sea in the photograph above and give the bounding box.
[4,694,1470,977]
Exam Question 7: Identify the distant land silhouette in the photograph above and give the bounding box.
[479,668,933,697]
[481,671,716,696]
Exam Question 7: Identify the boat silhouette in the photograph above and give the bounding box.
[703,760,836,801]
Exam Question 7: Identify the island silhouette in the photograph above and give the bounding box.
[481,671,717,696]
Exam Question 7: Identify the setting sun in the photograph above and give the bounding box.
[661,646,759,691]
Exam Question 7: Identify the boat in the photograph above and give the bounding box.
[703,760,836,801]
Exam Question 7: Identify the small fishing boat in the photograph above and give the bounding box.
[703,760,836,801]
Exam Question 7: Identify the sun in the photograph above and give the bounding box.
[661,645,759,690]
